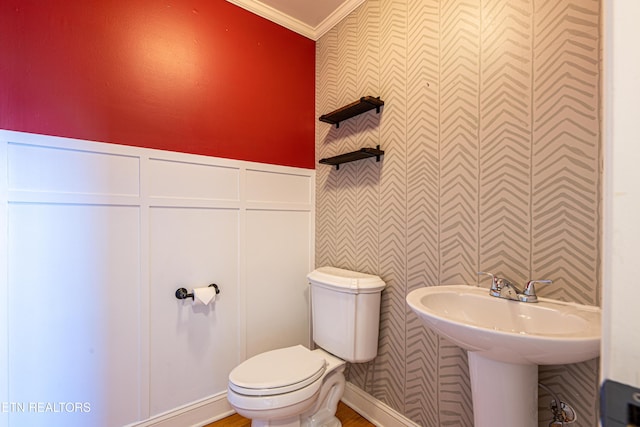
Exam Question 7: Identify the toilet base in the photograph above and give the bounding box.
[301,364,345,427]
[252,419,304,427]
[301,415,340,427]
[300,417,342,427]
[247,368,346,427]
[229,349,347,427]
[251,417,339,427]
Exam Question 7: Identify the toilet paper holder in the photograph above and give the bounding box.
[175,283,220,300]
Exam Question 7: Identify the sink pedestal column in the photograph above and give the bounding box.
[468,352,538,427]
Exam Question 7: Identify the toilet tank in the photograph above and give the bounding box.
[307,267,385,363]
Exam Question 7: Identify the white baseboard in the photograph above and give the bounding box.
[128,382,417,427]
[341,382,420,427]
[127,393,234,427]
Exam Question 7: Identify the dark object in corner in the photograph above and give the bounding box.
[601,379,640,426]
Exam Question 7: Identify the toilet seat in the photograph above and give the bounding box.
[229,345,326,396]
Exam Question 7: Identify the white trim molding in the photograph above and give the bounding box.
[313,0,365,40]
[225,0,365,40]
[126,383,420,427]
[125,393,234,427]
[342,383,420,427]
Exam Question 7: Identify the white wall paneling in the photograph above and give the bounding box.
[8,203,142,427]
[0,129,315,426]
[245,168,313,204]
[0,137,9,427]
[245,209,314,357]
[149,207,240,415]
[7,142,140,197]
[148,158,240,202]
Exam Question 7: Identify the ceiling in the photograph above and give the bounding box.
[226,0,365,40]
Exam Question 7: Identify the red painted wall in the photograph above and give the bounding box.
[0,0,315,169]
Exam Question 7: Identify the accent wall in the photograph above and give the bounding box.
[0,0,315,169]
[315,0,601,425]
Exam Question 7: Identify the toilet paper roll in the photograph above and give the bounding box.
[192,286,217,306]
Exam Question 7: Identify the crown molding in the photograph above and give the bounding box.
[226,0,365,41]
[225,0,315,39]
[314,0,365,40]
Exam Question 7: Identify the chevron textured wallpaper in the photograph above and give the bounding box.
[315,0,601,425]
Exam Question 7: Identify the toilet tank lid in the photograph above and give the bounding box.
[307,267,385,294]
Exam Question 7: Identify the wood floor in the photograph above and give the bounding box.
[204,401,375,427]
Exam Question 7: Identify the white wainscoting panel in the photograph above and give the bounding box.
[0,139,7,427]
[8,203,142,427]
[245,168,312,204]
[8,142,140,197]
[148,158,240,202]
[148,207,240,416]
[0,129,315,427]
[245,210,313,357]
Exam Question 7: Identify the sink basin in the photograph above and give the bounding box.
[407,285,600,427]
[406,284,600,365]
[407,284,601,427]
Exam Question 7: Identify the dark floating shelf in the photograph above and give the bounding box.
[319,146,384,170]
[319,96,384,128]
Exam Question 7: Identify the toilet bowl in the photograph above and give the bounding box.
[227,346,346,427]
[227,267,385,427]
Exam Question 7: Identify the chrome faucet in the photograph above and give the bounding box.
[477,272,552,303]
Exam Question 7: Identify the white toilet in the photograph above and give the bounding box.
[227,266,386,427]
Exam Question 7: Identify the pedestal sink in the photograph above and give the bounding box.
[406,285,600,427]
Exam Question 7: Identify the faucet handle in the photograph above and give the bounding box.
[521,279,552,302]
[477,271,496,286]
[477,271,501,296]
[477,271,495,281]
